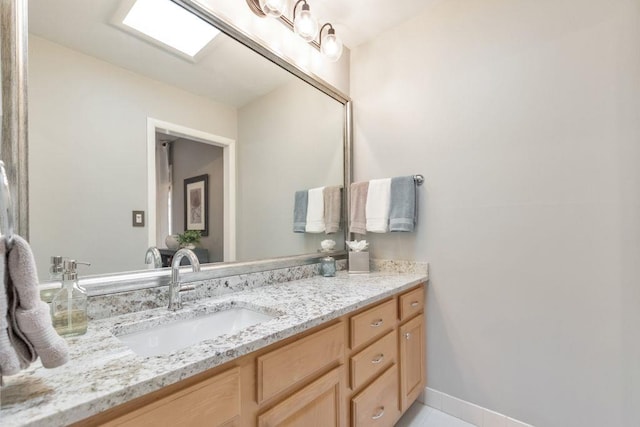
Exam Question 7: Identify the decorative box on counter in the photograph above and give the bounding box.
[347,240,370,274]
[348,251,370,274]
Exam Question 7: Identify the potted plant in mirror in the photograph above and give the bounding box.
[177,230,201,250]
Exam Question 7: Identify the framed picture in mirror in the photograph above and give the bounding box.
[184,174,209,236]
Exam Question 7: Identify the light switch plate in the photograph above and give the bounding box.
[132,210,145,227]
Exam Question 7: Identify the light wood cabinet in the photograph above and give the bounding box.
[101,367,240,427]
[399,313,426,411]
[350,330,396,390]
[351,364,400,427]
[350,299,396,349]
[399,286,424,321]
[80,283,426,427]
[257,367,344,427]
[256,322,345,404]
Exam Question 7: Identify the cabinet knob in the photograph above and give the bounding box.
[372,406,385,420]
[371,354,384,364]
[410,301,419,307]
[370,319,383,327]
[405,332,411,340]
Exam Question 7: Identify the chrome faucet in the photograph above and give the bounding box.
[144,246,162,269]
[168,248,200,311]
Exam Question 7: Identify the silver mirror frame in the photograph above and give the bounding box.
[1,0,352,294]
[1,0,29,239]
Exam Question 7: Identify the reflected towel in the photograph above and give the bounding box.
[365,178,391,233]
[389,176,417,232]
[323,186,342,234]
[305,187,326,233]
[8,236,69,369]
[293,190,308,233]
[349,181,369,235]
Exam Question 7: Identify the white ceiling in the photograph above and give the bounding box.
[29,0,437,107]
[311,0,440,48]
[29,0,294,108]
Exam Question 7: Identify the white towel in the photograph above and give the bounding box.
[365,178,391,233]
[305,187,326,233]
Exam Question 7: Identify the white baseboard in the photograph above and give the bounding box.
[418,387,534,427]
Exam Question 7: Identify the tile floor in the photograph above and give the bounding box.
[396,402,475,427]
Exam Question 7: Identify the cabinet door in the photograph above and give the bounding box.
[257,323,345,404]
[399,313,425,411]
[102,367,241,426]
[258,366,344,427]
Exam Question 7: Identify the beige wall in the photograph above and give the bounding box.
[29,36,237,278]
[350,0,640,426]
[237,78,344,260]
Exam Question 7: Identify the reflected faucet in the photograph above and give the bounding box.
[145,246,162,269]
[168,248,201,311]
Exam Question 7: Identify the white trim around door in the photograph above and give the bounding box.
[147,118,237,262]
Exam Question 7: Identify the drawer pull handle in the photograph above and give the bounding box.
[405,332,412,340]
[370,319,384,327]
[410,301,419,307]
[372,406,385,420]
[371,354,384,364]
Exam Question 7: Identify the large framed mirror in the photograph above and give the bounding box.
[3,0,351,291]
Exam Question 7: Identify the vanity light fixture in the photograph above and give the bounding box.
[246,0,344,61]
[319,23,343,62]
[259,0,287,18]
[292,0,318,42]
[122,0,220,57]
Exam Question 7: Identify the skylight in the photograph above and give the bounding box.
[122,0,220,57]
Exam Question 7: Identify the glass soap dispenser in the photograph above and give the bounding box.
[319,239,337,277]
[40,256,67,307]
[51,260,90,337]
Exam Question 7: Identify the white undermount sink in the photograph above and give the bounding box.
[115,307,275,357]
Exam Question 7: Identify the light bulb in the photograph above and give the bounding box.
[321,28,343,61]
[259,0,286,18]
[294,3,318,42]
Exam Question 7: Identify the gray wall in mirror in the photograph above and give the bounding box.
[27,0,346,281]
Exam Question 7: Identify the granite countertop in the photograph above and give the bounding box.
[0,271,426,427]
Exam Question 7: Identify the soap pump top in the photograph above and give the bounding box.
[61,260,90,281]
[49,255,66,280]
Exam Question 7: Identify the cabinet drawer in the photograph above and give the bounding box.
[257,322,345,403]
[399,286,424,321]
[351,364,400,427]
[258,366,344,427]
[350,299,396,349]
[103,367,240,427]
[350,330,396,390]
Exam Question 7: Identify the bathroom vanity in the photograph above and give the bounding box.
[0,271,426,427]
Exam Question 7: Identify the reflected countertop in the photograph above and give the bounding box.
[0,271,427,427]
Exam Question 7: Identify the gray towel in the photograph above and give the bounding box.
[349,181,369,235]
[8,235,69,369]
[323,186,342,234]
[389,176,417,232]
[293,190,308,233]
[0,238,22,377]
